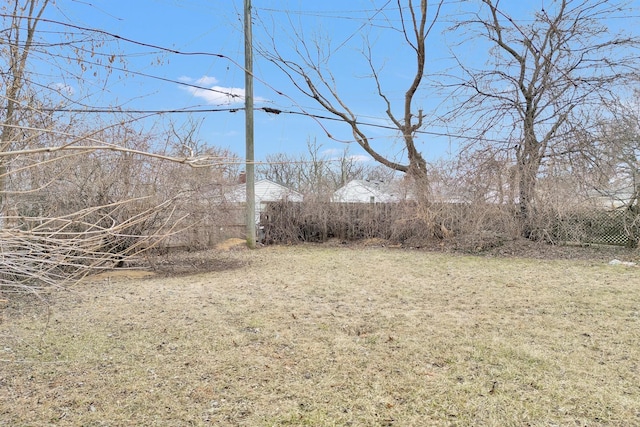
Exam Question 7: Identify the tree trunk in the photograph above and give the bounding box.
[407,154,430,205]
[516,141,543,239]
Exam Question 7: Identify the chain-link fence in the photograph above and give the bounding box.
[549,209,639,247]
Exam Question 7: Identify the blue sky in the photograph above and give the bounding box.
[38,0,640,166]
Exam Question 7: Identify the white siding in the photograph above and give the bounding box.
[333,180,402,203]
[228,179,303,223]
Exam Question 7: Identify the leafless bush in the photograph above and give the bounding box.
[262,176,638,250]
[0,198,182,294]
[0,120,242,294]
[262,200,444,245]
[262,193,521,249]
[7,122,242,253]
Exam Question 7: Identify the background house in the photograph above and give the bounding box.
[589,177,638,210]
[332,179,406,203]
[227,179,304,223]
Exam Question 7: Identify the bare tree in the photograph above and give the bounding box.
[449,0,640,237]
[257,0,444,199]
[257,138,379,196]
[0,0,128,221]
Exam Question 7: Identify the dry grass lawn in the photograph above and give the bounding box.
[1,245,640,426]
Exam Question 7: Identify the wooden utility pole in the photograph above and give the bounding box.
[244,0,256,248]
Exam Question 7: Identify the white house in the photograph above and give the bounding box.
[332,179,406,203]
[590,184,638,209]
[227,179,303,223]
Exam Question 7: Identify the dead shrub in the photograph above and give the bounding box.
[0,198,180,293]
[262,198,527,249]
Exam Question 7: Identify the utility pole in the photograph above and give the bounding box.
[244,0,256,248]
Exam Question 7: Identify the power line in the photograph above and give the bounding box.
[29,105,506,143]
[0,13,232,59]
[34,107,242,114]
[255,4,640,23]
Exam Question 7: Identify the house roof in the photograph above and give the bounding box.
[332,179,405,203]
[227,179,303,203]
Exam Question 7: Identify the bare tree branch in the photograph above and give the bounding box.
[257,0,446,196]
[449,0,640,237]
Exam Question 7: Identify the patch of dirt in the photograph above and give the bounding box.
[138,247,248,276]
[313,235,638,263]
[215,237,249,251]
[88,269,158,281]
[488,239,637,262]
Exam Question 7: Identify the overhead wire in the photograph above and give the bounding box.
[30,104,509,144]
[5,0,632,154]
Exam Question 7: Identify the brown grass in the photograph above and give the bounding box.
[1,246,639,426]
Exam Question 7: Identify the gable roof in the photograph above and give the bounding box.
[227,179,303,204]
[332,179,405,203]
